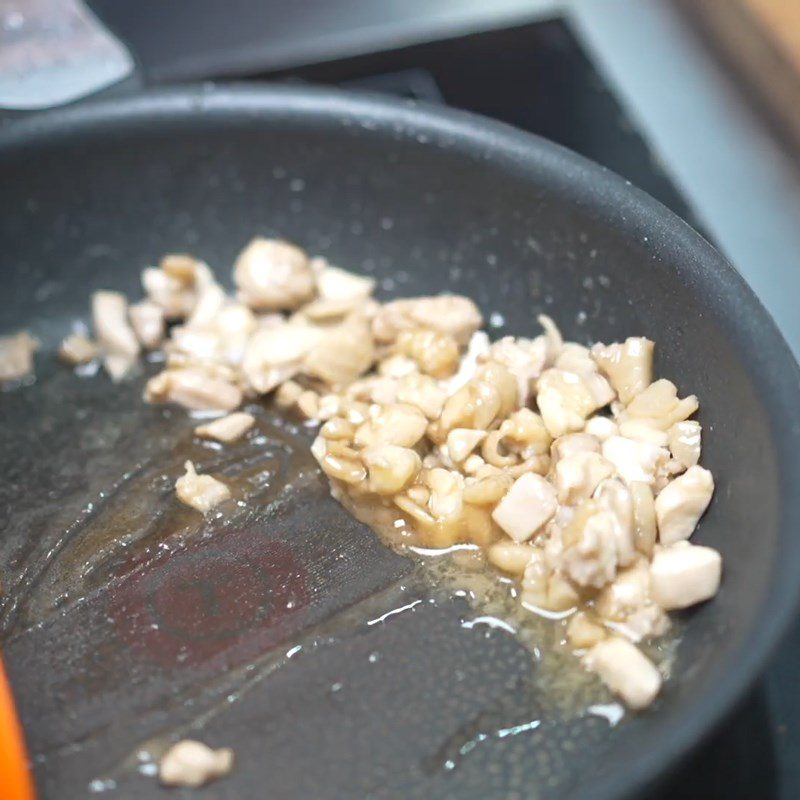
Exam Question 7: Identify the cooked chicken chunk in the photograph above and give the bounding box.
[129,300,165,349]
[142,254,214,320]
[669,420,702,470]
[649,542,722,610]
[92,291,140,380]
[159,740,234,788]
[592,337,654,404]
[372,295,482,346]
[146,369,242,412]
[234,238,315,311]
[654,465,714,544]
[175,461,231,513]
[555,451,615,505]
[583,636,662,710]
[0,331,38,382]
[58,332,99,365]
[195,412,255,443]
[602,436,669,486]
[492,473,557,542]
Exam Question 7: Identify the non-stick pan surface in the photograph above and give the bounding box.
[1,85,799,800]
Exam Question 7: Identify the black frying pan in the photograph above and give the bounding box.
[1,84,800,800]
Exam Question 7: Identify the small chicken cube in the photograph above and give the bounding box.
[234,238,315,311]
[58,332,98,365]
[650,542,722,610]
[194,412,255,443]
[602,436,669,486]
[488,541,536,575]
[591,337,654,404]
[655,465,714,544]
[129,300,166,349]
[0,331,38,382]
[555,451,615,505]
[446,428,487,463]
[362,445,421,495]
[583,636,662,710]
[567,611,607,649]
[159,740,234,788]
[145,369,243,412]
[669,420,702,470]
[491,473,557,542]
[175,461,231,513]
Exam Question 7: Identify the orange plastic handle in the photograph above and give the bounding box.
[0,657,35,800]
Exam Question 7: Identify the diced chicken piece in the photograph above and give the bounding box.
[560,502,620,589]
[593,478,637,568]
[491,473,557,543]
[129,301,165,349]
[602,436,669,486]
[655,465,714,544]
[92,291,139,358]
[583,636,662,710]
[302,259,376,319]
[159,740,234,788]
[630,481,657,556]
[302,319,376,388]
[396,329,459,378]
[195,412,255,443]
[372,295,482,346]
[175,461,231,513]
[142,255,214,320]
[537,314,563,364]
[234,238,315,311]
[0,331,38,382]
[444,330,490,393]
[425,468,466,519]
[649,542,722,610]
[567,611,607,649]
[488,541,536,575]
[145,369,242,412]
[594,557,668,641]
[488,336,548,404]
[396,374,447,419]
[378,354,418,379]
[669,420,702,470]
[446,428,487,463]
[92,291,140,380]
[186,283,227,328]
[362,445,421,495]
[617,418,669,447]
[584,416,618,442]
[555,452,615,505]
[591,337,654,404]
[58,332,98,365]
[536,368,612,438]
[624,379,698,430]
[551,433,600,465]
[354,404,428,448]
[241,322,323,394]
[499,408,552,457]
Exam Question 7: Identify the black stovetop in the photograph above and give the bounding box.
[84,7,800,798]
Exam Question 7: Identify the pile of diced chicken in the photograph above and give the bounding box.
[61,238,721,710]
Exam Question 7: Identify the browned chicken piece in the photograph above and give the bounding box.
[0,331,38,382]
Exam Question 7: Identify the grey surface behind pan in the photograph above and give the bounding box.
[0,85,799,799]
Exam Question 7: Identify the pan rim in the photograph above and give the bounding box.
[4,83,800,800]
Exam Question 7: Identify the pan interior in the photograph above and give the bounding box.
[0,86,797,800]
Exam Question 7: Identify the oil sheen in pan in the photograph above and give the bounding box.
[0,371,679,790]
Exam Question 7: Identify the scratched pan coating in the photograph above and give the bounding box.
[1,85,799,800]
